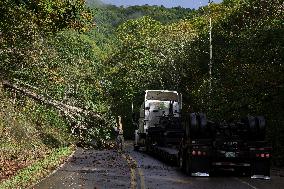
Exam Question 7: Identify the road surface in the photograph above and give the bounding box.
[33,142,284,189]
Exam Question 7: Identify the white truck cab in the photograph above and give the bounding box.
[134,90,182,149]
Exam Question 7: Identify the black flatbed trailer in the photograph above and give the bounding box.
[135,113,271,179]
[178,113,272,179]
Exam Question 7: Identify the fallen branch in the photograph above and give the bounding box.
[2,80,102,120]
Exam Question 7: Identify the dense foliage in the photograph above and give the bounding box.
[0,1,283,183]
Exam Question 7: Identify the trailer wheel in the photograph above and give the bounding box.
[190,113,199,134]
[248,116,257,134]
[256,116,266,140]
[245,116,266,140]
[256,116,265,131]
[198,113,207,133]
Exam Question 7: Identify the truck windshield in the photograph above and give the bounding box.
[146,91,178,101]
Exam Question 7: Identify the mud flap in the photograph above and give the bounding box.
[190,157,210,177]
[251,159,270,179]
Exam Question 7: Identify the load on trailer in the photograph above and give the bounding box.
[133,90,271,179]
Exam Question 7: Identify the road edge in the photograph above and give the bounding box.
[28,146,77,189]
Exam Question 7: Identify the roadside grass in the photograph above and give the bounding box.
[0,146,74,189]
[0,86,76,188]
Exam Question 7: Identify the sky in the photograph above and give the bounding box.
[100,0,223,9]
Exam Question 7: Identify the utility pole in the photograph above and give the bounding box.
[208,0,213,96]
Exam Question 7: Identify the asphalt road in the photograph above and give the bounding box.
[33,142,284,189]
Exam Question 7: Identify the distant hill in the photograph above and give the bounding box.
[86,0,106,7]
[89,3,195,35]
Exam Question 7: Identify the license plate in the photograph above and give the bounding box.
[225,152,236,158]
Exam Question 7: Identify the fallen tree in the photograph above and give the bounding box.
[2,80,102,136]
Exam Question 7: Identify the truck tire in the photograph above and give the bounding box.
[256,116,266,140]
[190,113,199,135]
[256,116,265,131]
[248,116,257,134]
[246,116,258,140]
[198,113,207,133]
[245,116,266,140]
